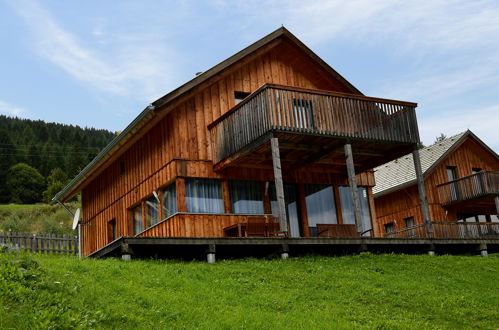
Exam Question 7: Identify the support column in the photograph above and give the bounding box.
[281,244,289,259]
[271,137,288,234]
[412,147,433,236]
[206,244,216,263]
[479,243,488,258]
[344,143,362,234]
[495,196,499,216]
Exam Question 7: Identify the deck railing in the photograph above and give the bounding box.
[437,171,499,205]
[384,221,499,239]
[208,84,420,163]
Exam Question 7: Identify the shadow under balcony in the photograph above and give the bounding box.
[208,84,421,173]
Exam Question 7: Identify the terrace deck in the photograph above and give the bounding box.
[89,236,499,261]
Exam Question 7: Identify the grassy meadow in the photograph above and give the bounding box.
[1,252,498,329]
[0,203,78,235]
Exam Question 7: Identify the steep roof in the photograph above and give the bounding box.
[53,26,362,203]
[373,130,498,197]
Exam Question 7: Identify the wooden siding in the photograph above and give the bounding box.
[79,39,380,257]
[374,136,499,236]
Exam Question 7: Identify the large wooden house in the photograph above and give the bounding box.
[54,27,429,257]
[373,131,499,238]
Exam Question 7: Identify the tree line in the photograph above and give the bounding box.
[0,115,116,203]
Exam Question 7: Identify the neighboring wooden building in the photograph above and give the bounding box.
[374,131,499,237]
[54,27,428,257]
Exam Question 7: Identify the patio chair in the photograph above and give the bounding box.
[245,216,267,237]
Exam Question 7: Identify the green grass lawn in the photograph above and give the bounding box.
[1,252,498,329]
[0,203,78,234]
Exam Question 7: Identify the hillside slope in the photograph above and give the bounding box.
[1,253,498,329]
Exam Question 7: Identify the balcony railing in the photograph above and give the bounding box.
[208,84,420,164]
[384,222,499,239]
[437,171,499,205]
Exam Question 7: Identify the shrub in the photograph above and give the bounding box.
[0,214,31,233]
[6,163,45,204]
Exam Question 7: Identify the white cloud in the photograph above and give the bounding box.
[0,100,28,117]
[419,105,499,151]
[8,0,179,102]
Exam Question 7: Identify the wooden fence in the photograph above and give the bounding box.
[0,232,78,255]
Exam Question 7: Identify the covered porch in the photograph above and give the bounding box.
[208,84,433,238]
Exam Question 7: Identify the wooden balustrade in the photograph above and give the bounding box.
[384,221,499,239]
[208,84,420,164]
[437,171,499,205]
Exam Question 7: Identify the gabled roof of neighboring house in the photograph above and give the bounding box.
[53,26,362,203]
[373,130,498,197]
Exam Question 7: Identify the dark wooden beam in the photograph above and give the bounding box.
[412,147,433,235]
[345,143,363,234]
[271,137,288,233]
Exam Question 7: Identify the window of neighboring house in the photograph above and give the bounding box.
[230,180,263,214]
[339,186,372,235]
[305,184,337,237]
[145,195,159,228]
[404,216,415,228]
[292,98,314,129]
[471,168,484,195]
[234,91,250,105]
[108,219,116,242]
[446,166,459,201]
[185,178,223,213]
[384,222,395,234]
[132,205,143,235]
[162,183,177,219]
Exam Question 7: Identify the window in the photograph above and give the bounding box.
[145,195,159,228]
[186,178,223,213]
[472,168,484,195]
[384,222,395,234]
[404,216,415,228]
[446,166,459,201]
[292,99,314,129]
[108,219,116,242]
[234,91,250,105]
[132,205,142,235]
[230,180,263,214]
[339,186,372,235]
[162,184,177,219]
[305,184,337,236]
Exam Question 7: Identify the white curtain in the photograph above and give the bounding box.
[230,180,263,214]
[162,184,177,219]
[186,178,223,213]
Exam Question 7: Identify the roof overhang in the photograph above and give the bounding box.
[52,26,363,203]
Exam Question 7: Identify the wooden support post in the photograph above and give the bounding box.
[222,180,231,214]
[344,143,362,234]
[412,147,433,236]
[206,244,216,263]
[270,137,288,234]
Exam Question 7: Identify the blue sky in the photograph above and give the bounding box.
[1,0,498,151]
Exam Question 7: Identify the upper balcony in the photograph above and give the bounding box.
[208,84,420,173]
[437,171,499,213]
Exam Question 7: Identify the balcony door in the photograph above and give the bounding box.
[472,168,483,195]
[446,166,459,201]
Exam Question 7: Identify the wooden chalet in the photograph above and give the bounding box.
[374,131,499,238]
[54,27,433,258]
